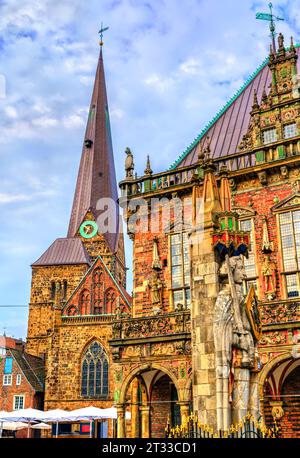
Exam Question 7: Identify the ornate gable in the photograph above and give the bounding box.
[271,193,300,212]
[232,206,256,218]
[63,256,131,317]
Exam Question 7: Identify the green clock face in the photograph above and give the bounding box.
[79,221,98,239]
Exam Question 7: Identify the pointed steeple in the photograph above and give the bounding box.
[144,155,153,176]
[67,46,119,253]
[252,89,259,111]
[200,154,222,227]
[219,164,232,212]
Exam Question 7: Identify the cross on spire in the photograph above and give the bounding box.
[99,22,109,46]
[256,2,284,53]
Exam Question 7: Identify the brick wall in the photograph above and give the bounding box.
[132,197,192,316]
[234,181,292,301]
[150,375,172,438]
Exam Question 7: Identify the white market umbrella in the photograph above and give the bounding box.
[0,408,45,438]
[64,406,106,438]
[2,421,29,431]
[100,407,131,420]
[42,409,70,438]
[31,422,52,430]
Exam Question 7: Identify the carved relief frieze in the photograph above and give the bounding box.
[260,331,288,346]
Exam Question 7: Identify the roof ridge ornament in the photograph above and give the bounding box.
[99,22,109,47]
[255,2,284,53]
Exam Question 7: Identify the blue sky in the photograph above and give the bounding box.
[0,0,299,339]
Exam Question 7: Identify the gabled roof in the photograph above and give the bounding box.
[170,46,300,169]
[10,349,44,392]
[67,47,120,253]
[64,255,132,311]
[32,238,91,267]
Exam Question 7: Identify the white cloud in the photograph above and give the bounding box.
[4,106,18,119]
[110,107,124,120]
[63,113,85,129]
[79,76,94,86]
[32,117,58,128]
[0,193,31,204]
[179,58,203,76]
[144,74,175,93]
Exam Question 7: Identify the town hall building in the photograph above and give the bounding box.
[20,31,300,438]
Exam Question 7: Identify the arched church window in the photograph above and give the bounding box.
[93,268,104,314]
[104,288,116,314]
[81,342,109,398]
[80,290,90,315]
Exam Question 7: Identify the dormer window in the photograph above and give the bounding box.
[263,128,277,145]
[284,123,297,139]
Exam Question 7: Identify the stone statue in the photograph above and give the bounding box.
[214,255,258,430]
[278,32,284,50]
[125,147,134,179]
[148,272,162,310]
[261,256,276,300]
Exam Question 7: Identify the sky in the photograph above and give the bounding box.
[0,0,300,339]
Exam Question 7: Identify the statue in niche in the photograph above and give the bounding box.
[148,272,163,313]
[214,255,259,430]
[261,256,276,300]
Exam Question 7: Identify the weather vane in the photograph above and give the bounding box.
[99,22,109,46]
[256,2,284,53]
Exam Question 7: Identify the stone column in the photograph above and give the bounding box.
[249,372,260,420]
[178,401,190,426]
[131,379,140,438]
[116,404,126,438]
[140,406,150,438]
[232,368,250,424]
[190,228,219,428]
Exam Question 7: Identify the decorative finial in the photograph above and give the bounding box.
[203,136,211,160]
[99,22,109,47]
[252,89,259,110]
[269,43,275,63]
[255,3,284,54]
[144,155,153,176]
[290,36,296,54]
[262,86,268,102]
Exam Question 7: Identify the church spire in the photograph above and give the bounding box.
[67,43,119,253]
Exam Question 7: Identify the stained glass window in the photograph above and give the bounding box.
[170,233,191,308]
[279,210,300,298]
[81,342,109,398]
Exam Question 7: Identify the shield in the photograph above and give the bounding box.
[245,285,262,341]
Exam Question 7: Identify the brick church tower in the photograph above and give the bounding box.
[25,43,130,430]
